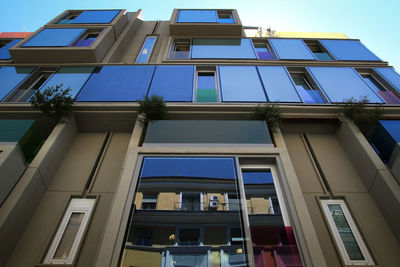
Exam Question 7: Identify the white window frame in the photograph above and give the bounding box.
[43,198,95,264]
[321,199,374,266]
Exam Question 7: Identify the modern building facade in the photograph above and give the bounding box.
[1,8,400,267]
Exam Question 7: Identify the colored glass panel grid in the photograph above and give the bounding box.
[136,36,157,63]
[21,28,86,47]
[192,38,257,59]
[71,10,120,24]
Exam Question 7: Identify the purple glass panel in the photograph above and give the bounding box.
[378,91,400,104]
[257,51,276,60]
[73,39,95,47]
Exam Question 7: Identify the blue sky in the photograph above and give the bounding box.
[1,0,399,71]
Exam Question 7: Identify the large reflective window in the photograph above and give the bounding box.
[177,10,218,23]
[0,39,22,60]
[71,10,120,24]
[320,40,380,61]
[192,39,257,59]
[21,28,86,47]
[119,157,248,267]
[269,39,316,60]
[0,67,34,101]
[77,66,155,101]
[219,66,266,102]
[241,167,303,267]
[374,68,400,94]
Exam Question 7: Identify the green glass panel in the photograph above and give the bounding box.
[196,89,217,102]
[328,204,364,261]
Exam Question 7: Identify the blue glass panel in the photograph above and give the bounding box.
[219,66,266,102]
[307,67,384,103]
[71,10,120,24]
[77,65,155,101]
[371,120,400,162]
[320,40,380,61]
[148,65,194,102]
[192,39,257,59]
[140,157,236,179]
[21,28,86,47]
[136,36,157,63]
[73,39,95,47]
[374,68,400,93]
[292,77,325,103]
[242,171,273,184]
[269,39,316,60]
[0,67,33,101]
[177,10,217,23]
[37,67,94,99]
[0,39,22,60]
[257,66,301,102]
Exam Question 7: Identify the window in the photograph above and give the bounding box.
[58,15,78,24]
[269,39,316,60]
[44,198,95,264]
[195,68,218,102]
[21,28,87,47]
[321,199,374,265]
[0,39,22,60]
[374,67,400,93]
[290,72,326,103]
[136,36,157,63]
[141,194,157,210]
[180,193,202,211]
[178,228,201,245]
[73,32,100,47]
[252,40,276,60]
[169,39,191,59]
[191,38,257,59]
[304,40,333,61]
[134,228,152,246]
[58,10,120,24]
[7,71,53,102]
[0,67,34,102]
[319,39,380,61]
[361,73,400,104]
[227,193,240,211]
[217,10,235,23]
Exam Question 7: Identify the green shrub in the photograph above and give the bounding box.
[137,95,168,124]
[251,103,282,132]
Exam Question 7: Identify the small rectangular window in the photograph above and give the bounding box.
[304,40,333,61]
[141,194,157,210]
[136,36,157,63]
[44,198,95,264]
[196,69,218,102]
[252,41,276,60]
[169,39,191,59]
[217,10,235,23]
[290,73,325,103]
[73,32,100,47]
[178,228,201,246]
[321,199,374,265]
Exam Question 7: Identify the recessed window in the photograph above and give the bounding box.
[134,228,152,246]
[304,40,333,61]
[44,198,95,264]
[361,74,400,104]
[169,39,191,59]
[136,36,157,63]
[73,32,100,47]
[217,11,235,23]
[290,72,325,103]
[178,228,201,246]
[252,41,276,60]
[196,69,218,102]
[321,199,374,265]
[141,194,157,210]
[7,71,53,102]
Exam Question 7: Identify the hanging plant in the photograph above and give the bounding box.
[251,103,282,132]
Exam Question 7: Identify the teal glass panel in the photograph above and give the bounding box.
[257,66,301,102]
[269,39,316,60]
[136,36,157,63]
[177,10,217,23]
[37,67,94,99]
[320,40,380,61]
[0,67,33,101]
[308,67,384,103]
[21,28,86,47]
[0,39,22,59]
[144,120,272,145]
[192,39,257,59]
[219,66,266,102]
[196,89,217,102]
[77,65,155,101]
[148,65,194,102]
[314,52,333,61]
[327,204,364,261]
[71,10,120,24]
[374,68,400,93]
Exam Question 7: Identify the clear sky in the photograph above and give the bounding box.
[1,0,399,71]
